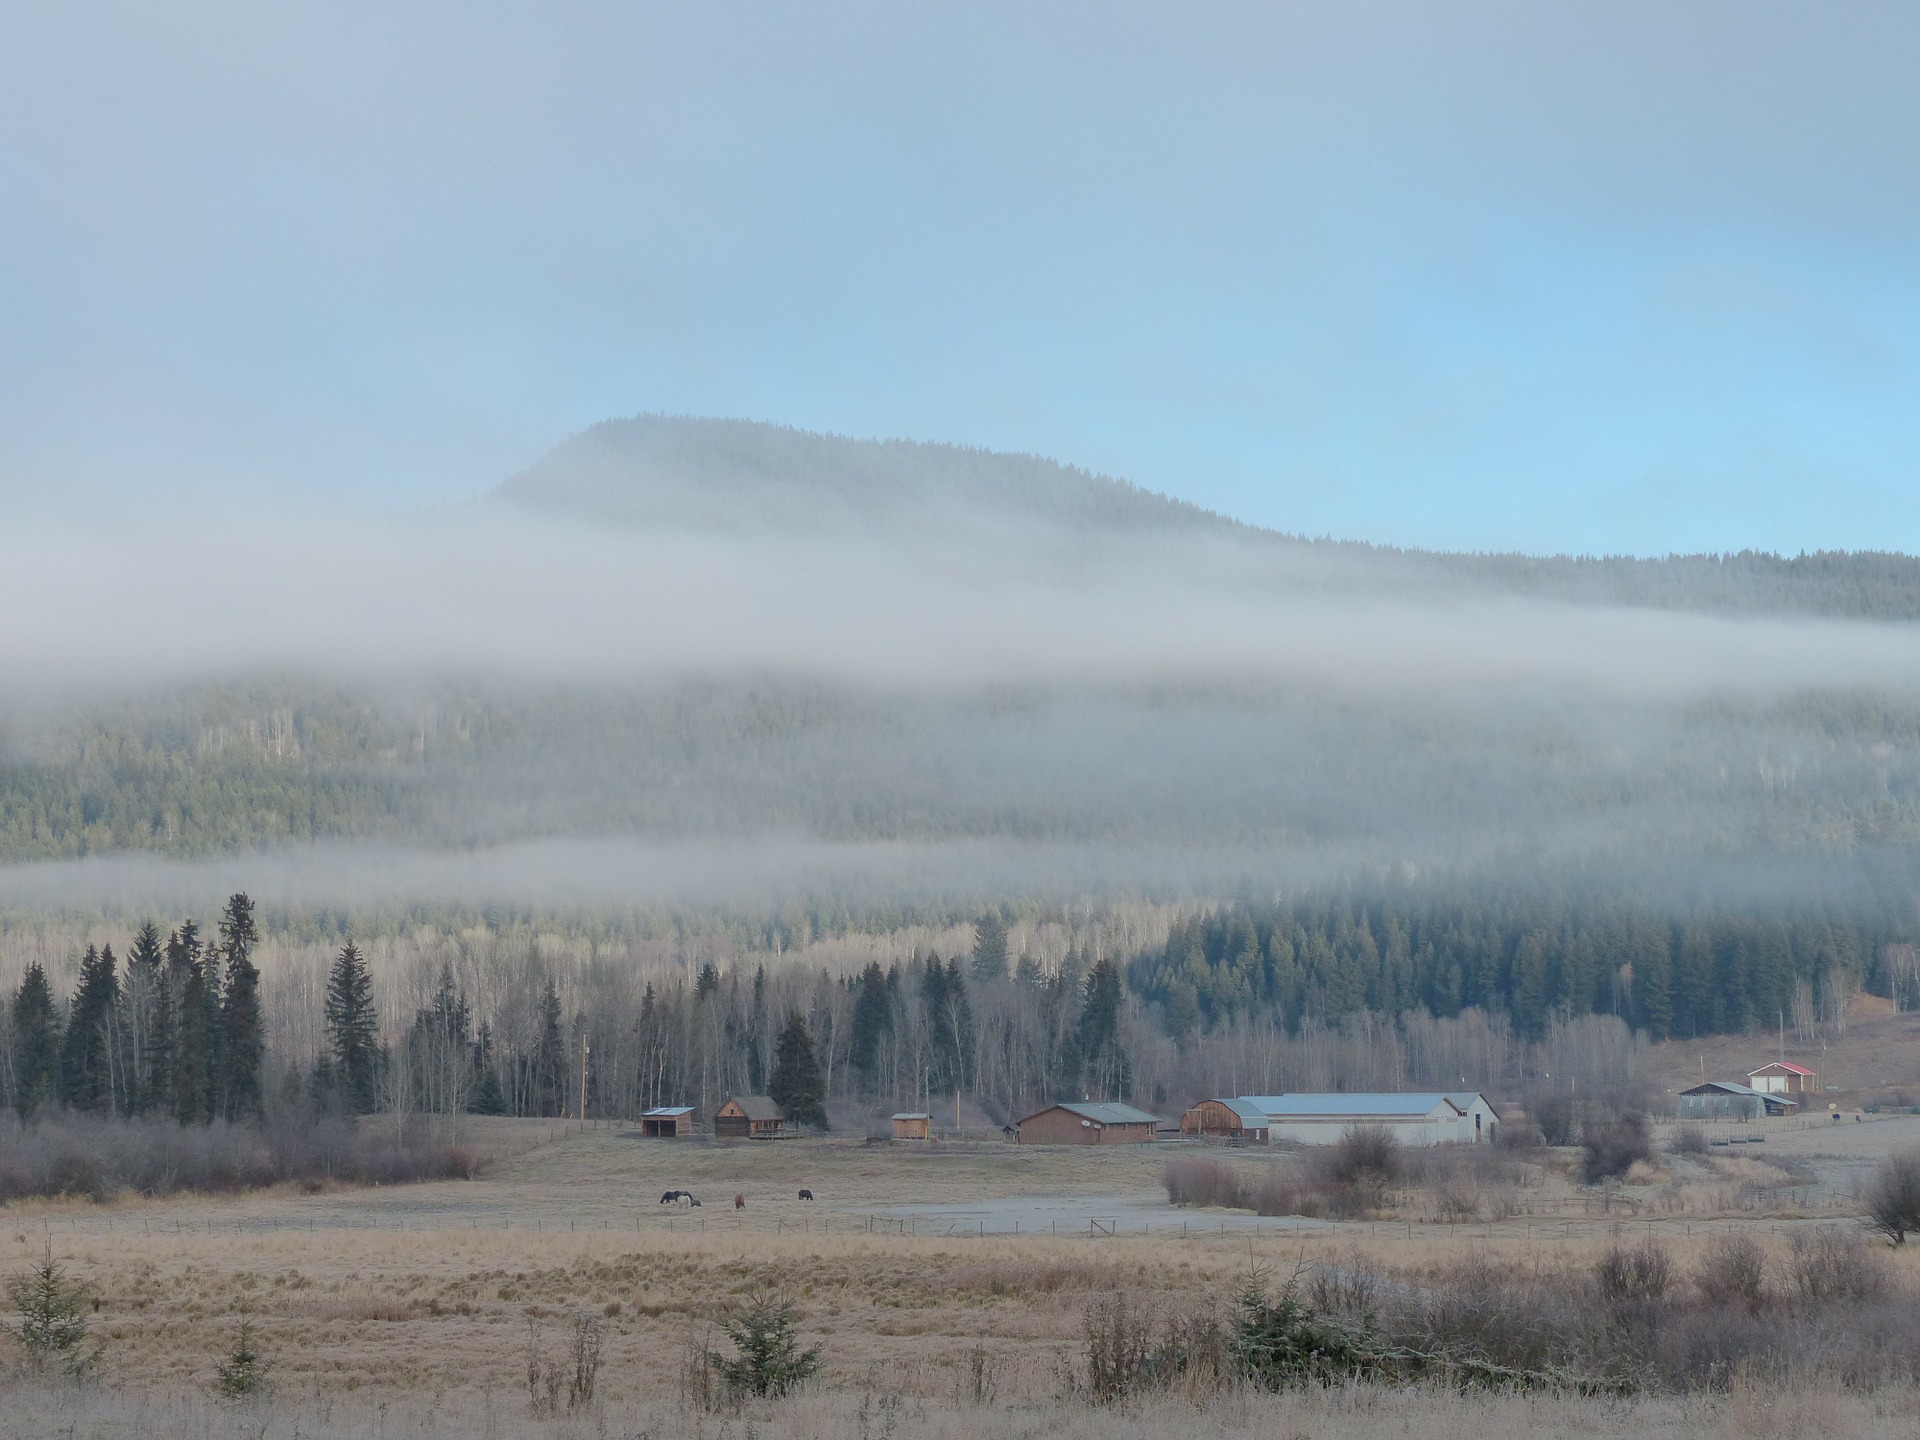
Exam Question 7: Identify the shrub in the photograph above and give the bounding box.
[1081,1293,1232,1404]
[1309,1125,1401,1214]
[1532,1094,1581,1147]
[709,1296,822,1400]
[1864,1149,1920,1245]
[1582,1113,1652,1183]
[1788,1228,1890,1305]
[1668,1125,1710,1156]
[1694,1235,1768,1313]
[1595,1242,1673,1305]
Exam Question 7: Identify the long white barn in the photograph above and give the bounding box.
[1236,1092,1498,1146]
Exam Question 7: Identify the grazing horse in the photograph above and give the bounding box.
[734,1193,745,1210]
[798,1189,814,1201]
[659,1190,684,1204]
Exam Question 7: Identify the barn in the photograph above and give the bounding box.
[1242,1093,1473,1146]
[891,1112,931,1141]
[1445,1092,1502,1143]
[640,1105,694,1137]
[714,1095,787,1139]
[1679,1080,1798,1119]
[1016,1101,1159,1145]
[1180,1097,1271,1143]
[1748,1062,1817,1097]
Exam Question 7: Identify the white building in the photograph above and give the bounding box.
[1240,1093,1476,1147]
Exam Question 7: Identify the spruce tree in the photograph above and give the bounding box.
[168,922,210,1123]
[59,944,120,1114]
[768,1011,826,1129]
[217,893,264,1120]
[323,942,379,1114]
[848,962,889,1086]
[970,911,1009,983]
[10,963,63,1119]
[125,921,166,1115]
[532,978,566,1117]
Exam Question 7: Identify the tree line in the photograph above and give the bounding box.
[6,894,263,1121]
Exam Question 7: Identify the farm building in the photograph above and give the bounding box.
[1748,1062,1816,1097]
[1016,1101,1159,1145]
[1181,1097,1272,1143]
[1445,1093,1502,1143]
[640,1105,694,1137]
[714,1095,789,1139]
[1241,1093,1474,1146]
[1679,1081,1799,1119]
[891,1112,931,1141]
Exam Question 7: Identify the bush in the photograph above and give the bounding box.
[1694,1235,1768,1312]
[1668,1125,1710,1156]
[1864,1149,1920,1245]
[1582,1113,1652,1183]
[1595,1242,1673,1306]
[0,1113,475,1202]
[1532,1094,1580,1147]
[1788,1228,1890,1305]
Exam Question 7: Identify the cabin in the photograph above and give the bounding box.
[1748,1062,1816,1097]
[1015,1101,1160,1145]
[1680,1080,1799,1120]
[714,1095,788,1139]
[640,1105,695,1137]
[1241,1093,1473,1146]
[1180,1097,1272,1143]
[891,1112,931,1141]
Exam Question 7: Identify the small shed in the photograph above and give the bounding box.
[1181,1097,1271,1143]
[714,1095,787,1139]
[1680,1081,1798,1119]
[1016,1101,1160,1145]
[1748,1062,1816,1097]
[640,1105,695,1138]
[891,1112,931,1141]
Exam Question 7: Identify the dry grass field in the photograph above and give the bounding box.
[5,1117,1920,1436]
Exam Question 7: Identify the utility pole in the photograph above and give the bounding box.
[580,1035,590,1124]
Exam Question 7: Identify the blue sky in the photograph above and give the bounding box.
[3,3,1917,556]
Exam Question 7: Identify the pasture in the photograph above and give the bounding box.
[5,1117,1920,1436]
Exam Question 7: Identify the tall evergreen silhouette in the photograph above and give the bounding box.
[10,963,62,1119]
[217,893,263,1119]
[769,1011,826,1129]
[324,942,380,1113]
[59,944,120,1113]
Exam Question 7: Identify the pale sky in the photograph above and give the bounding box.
[4,3,1917,556]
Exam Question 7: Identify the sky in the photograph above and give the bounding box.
[3,3,1918,557]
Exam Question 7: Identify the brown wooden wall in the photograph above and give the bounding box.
[1018,1108,1156,1145]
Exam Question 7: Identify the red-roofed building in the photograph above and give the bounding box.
[1748,1062,1816,1097]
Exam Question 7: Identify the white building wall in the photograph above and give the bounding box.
[1266,1111,1469,1147]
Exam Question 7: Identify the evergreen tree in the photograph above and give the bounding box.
[217,893,264,1119]
[970,911,1009,983]
[10,963,62,1119]
[848,962,890,1086]
[168,922,211,1123]
[469,1021,506,1115]
[124,920,166,1115]
[768,1011,826,1128]
[1077,957,1127,1098]
[59,944,120,1114]
[532,977,566,1117]
[323,941,379,1114]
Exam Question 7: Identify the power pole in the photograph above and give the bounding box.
[580,1035,590,1124]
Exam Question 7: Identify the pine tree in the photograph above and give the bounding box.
[848,962,890,1086]
[768,1011,826,1129]
[469,1020,507,1116]
[217,893,264,1119]
[10,964,62,1119]
[970,911,1009,983]
[324,942,379,1114]
[168,922,210,1123]
[1077,957,1127,1099]
[59,944,119,1114]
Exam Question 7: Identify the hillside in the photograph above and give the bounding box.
[496,415,1920,619]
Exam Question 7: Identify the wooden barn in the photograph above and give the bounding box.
[891,1112,931,1141]
[640,1105,694,1137]
[1015,1101,1159,1145]
[714,1095,787,1139]
[1180,1097,1271,1143]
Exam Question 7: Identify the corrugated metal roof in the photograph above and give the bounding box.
[642,1106,694,1117]
[1445,1092,1501,1118]
[1242,1093,1460,1119]
[1683,1081,1763,1098]
[1024,1101,1159,1126]
[1218,1097,1271,1125]
[1750,1062,1815,1076]
[723,1095,783,1122]
[891,1112,931,1121]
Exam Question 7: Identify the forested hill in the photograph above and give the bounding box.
[496,415,1920,620]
